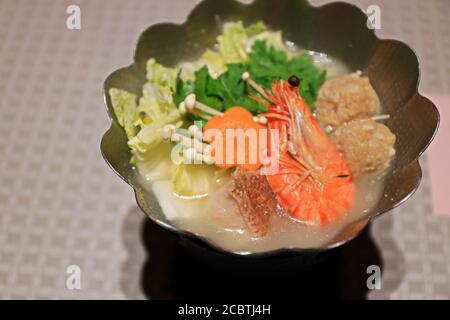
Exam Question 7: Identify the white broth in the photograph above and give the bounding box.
[143,173,384,253]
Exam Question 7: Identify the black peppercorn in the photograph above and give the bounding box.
[288,75,300,87]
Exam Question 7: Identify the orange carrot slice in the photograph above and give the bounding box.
[204,107,266,171]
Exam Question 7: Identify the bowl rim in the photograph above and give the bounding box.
[101,0,440,258]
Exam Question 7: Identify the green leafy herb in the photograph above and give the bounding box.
[174,64,267,115]
[247,40,291,87]
[173,71,194,107]
[193,66,223,110]
[206,64,267,114]
[247,40,326,107]
[173,40,326,117]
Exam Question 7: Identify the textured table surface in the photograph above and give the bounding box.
[0,0,449,299]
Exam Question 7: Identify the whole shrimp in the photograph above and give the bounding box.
[256,80,355,225]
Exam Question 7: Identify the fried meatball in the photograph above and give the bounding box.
[331,119,396,177]
[316,73,380,128]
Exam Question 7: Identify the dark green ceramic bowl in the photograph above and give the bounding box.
[101,0,439,259]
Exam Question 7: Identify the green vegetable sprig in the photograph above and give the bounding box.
[247,40,326,107]
[206,64,267,114]
[172,39,326,117]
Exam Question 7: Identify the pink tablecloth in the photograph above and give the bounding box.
[426,94,450,217]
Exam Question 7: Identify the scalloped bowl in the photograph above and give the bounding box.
[101,0,439,259]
